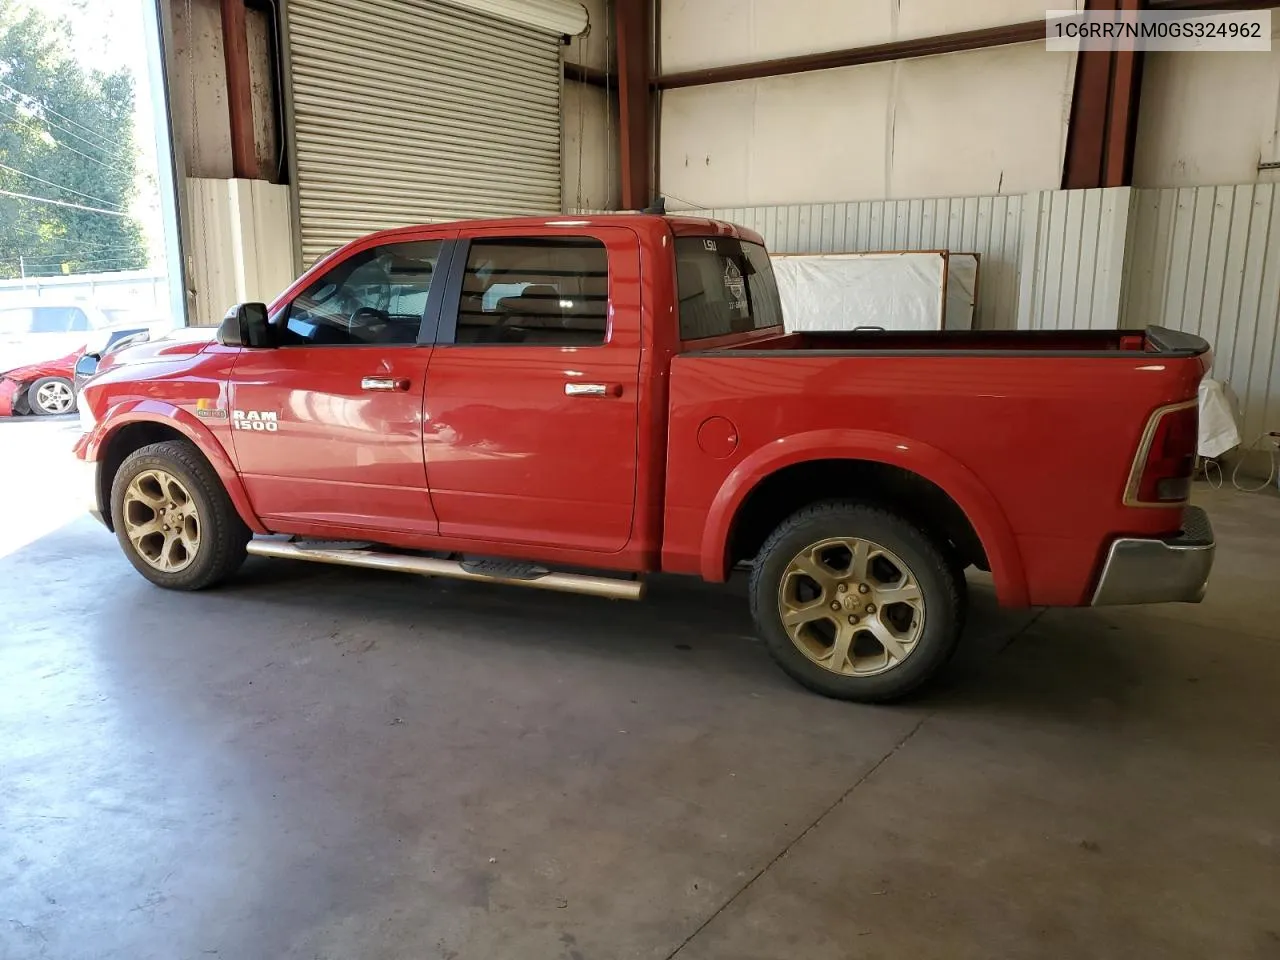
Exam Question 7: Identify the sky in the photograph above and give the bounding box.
[13,0,167,267]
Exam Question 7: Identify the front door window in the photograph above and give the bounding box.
[278,241,442,346]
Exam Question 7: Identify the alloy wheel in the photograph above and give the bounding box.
[34,380,74,414]
[121,469,202,573]
[777,536,926,677]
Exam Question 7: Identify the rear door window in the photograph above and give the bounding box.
[453,237,608,347]
[674,237,783,340]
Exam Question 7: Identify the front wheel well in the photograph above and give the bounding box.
[725,459,989,575]
[97,422,194,530]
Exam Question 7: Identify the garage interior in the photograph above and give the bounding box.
[4,0,1280,957]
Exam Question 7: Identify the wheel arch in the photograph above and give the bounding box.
[92,404,266,534]
[701,430,1028,606]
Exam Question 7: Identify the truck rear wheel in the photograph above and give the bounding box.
[749,501,964,702]
[110,440,250,590]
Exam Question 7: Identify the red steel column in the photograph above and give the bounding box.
[220,0,259,180]
[1062,0,1144,189]
[614,0,653,210]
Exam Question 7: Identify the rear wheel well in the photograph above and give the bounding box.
[98,422,193,530]
[726,459,989,575]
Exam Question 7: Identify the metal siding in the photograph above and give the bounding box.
[1124,183,1280,442]
[285,0,562,266]
[688,194,1025,329]
[1016,187,1132,332]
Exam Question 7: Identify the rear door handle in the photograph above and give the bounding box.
[564,382,622,398]
[362,376,411,392]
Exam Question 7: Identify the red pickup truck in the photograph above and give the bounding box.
[74,214,1214,701]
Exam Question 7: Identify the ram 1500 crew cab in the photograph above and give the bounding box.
[74,215,1215,701]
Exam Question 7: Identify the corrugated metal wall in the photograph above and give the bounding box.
[1015,187,1132,332]
[687,186,1280,440]
[676,196,1026,329]
[1124,183,1280,443]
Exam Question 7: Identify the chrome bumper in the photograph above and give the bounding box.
[1091,506,1214,606]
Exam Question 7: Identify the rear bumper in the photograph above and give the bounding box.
[1091,506,1214,606]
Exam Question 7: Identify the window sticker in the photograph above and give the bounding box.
[723,259,747,312]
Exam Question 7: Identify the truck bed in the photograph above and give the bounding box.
[662,325,1211,607]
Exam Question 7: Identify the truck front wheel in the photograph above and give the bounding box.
[110,440,250,590]
[749,502,964,702]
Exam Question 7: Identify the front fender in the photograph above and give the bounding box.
[699,428,1029,607]
[83,399,268,534]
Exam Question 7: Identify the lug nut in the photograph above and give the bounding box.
[848,615,859,624]
[830,601,841,611]
[837,583,848,593]
[865,604,876,614]
[858,583,870,594]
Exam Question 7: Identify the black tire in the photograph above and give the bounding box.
[27,376,76,416]
[749,501,965,703]
[110,440,250,590]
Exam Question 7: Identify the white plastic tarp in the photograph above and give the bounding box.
[1198,378,1241,459]
[944,253,979,331]
[771,252,946,333]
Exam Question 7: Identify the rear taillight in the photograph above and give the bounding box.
[1125,401,1198,506]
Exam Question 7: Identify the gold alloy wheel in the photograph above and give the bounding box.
[778,536,926,677]
[122,469,201,573]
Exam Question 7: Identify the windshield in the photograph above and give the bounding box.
[674,237,782,341]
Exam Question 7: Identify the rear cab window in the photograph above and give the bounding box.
[674,237,783,341]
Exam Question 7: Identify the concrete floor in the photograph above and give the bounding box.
[2,417,1279,960]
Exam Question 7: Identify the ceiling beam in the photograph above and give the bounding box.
[563,62,616,90]
[657,20,1045,89]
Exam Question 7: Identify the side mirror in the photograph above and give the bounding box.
[73,352,99,381]
[218,302,274,348]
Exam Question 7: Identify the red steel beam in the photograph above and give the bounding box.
[220,0,259,179]
[657,20,1045,89]
[615,0,653,210]
[563,62,616,90]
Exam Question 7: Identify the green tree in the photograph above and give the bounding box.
[0,0,146,279]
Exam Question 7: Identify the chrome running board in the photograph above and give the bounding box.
[245,540,645,601]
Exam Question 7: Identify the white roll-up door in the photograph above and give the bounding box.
[285,0,573,266]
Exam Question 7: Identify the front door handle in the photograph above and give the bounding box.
[362,376,411,392]
[564,382,622,398]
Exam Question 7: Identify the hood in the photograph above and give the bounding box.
[98,325,218,372]
[1,347,83,382]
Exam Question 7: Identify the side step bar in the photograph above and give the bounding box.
[245,540,645,601]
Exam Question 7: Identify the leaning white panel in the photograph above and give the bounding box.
[944,253,980,331]
[771,252,947,333]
